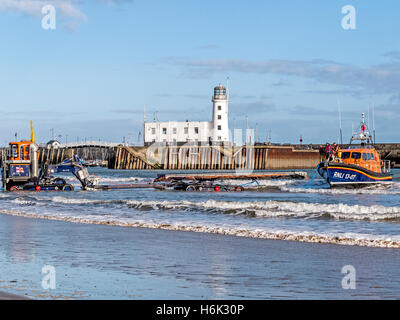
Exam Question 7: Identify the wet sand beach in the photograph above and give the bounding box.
[0,290,30,300]
[1,213,400,299]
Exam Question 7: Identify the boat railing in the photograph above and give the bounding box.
[382,160,391,173]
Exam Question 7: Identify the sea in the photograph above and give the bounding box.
[1,168,400,248]
[1,167,400,299]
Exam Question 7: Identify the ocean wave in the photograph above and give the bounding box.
[282,182,400,195]
[124,199,400,221]
[1,209,399,248]
[37,196,400,222]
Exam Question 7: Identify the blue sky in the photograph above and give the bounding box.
[0,0,399,145]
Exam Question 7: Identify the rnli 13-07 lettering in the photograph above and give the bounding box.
[333,172,356,180]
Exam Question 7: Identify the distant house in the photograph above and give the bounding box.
[45,140,61,149]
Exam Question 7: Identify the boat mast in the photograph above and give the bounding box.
[372,103,376,144]
[337,100,343,145]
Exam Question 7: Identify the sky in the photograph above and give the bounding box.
[0,0,399,145]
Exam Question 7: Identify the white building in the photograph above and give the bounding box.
[144,85,230,145]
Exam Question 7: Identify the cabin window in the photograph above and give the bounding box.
[11,144,18,158]
[341,152,351,159]
[20,145,27,160]
[351,152,361,159]
[370,153,375,160]
[362,153,367,160]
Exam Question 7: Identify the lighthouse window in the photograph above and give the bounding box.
[218,106,222,110]
[218,115,221,120]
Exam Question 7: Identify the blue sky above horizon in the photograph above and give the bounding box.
[0,0,399,145]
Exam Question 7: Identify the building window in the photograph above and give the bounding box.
[218,136,221,140]
[151,128,156,135]
[218,115,221,120]
[194,127,199,134]
[218,106,222,110]
[218,125,221,130]
[184,127,188,134]
[162,128,167,134]
[173,128,177,134]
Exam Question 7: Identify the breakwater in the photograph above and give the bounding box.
[2,143,400,170]
[109,145,321,170]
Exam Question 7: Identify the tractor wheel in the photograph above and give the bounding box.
[62,184,74,191]
[186,185,195,192]
[235,186,244,192]
[9,186,20,192]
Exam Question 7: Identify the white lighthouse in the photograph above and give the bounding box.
[144,84,230,146]
[212,84,229,143]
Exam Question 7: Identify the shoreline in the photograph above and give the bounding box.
[1,209,399,249]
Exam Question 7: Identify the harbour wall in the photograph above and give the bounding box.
[2,143,400,170]
[109,145,322,170]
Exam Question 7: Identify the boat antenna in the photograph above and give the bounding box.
[372,103,376,144]
[337,99,343,145]
[368,105,371,131]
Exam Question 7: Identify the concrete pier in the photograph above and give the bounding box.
[2,143,400,170]
[109,145,321,170]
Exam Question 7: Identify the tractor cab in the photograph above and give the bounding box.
[8,141,32,161]
[2,140,40,190]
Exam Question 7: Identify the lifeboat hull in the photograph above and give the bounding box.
[318,162,392,187]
